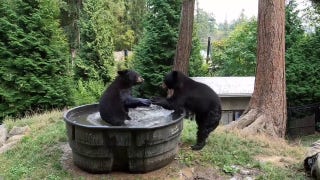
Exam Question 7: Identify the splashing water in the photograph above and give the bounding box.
[84,104,174,127]
[126,104,174,127]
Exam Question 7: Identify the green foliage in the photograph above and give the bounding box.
[72,79,106,106]
[114,0,147,50]
[132,0,182,97]
[286,30,320,106]
[195,9,217,48]
[195,7,247,44]
[212,19,257,76]
[305,0,320,28]
[60,0,146,52]
[124,0,147,44]
[0,0,72,121]
[59,0,81,50]
[115,29,135,50]
[285,0,304,50]
[285,0,320,106]
[209,1,320,106]
[189,25,209,77]
[74,0,116,82]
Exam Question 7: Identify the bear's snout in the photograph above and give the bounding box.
[162,83,167,89]
[137,76,144,83]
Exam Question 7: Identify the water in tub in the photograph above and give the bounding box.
[84,104,175,127]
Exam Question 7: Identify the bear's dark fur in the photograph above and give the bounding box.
[99,70,150,126]
[153,70,222,150]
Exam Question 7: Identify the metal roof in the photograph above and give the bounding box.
[191,77,255,97]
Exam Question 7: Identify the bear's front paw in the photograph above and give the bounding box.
[150,96,164,103]
[191,142,206,151]
[151,97,173,110]
[141,99,152,106]
[124,120,130,124]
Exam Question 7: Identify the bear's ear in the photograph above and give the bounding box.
[118,69,128,76]
[172,71,178,79]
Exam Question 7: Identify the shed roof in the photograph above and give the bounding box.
[191,77,255,97]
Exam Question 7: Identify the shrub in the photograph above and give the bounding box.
[72,79,106,106]
[0,0,72,121]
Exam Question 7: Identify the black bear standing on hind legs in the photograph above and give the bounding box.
[99,70,151,126]
[152,70,222,150]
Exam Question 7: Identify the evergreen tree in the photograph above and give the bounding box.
[195,9,217,48]
[285,0,304,50]
[125,0,147,44]
[286,30,320,106]
[212,19,257,76]
[189,25,208,77]
[132,0,182,97]
[285,1,320,107]
[0,0,72,121]
[74,0,117,82]
[75,0,118,83]
[60,0,81,50]
[114,0,147,50]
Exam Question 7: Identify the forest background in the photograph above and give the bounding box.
[0,0,320,123]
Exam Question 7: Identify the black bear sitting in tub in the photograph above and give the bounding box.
[152,70,222,150]
[99,70,151,126]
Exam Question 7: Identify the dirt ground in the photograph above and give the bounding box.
[60,143,268,180]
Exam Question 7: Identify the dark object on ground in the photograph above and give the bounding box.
[99,70,151,126]
[152,70,222,150]
[63,104,184,173]
[304,140,320,179]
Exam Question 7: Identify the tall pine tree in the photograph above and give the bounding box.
[74,0,117,83]
[189,25,208,77]
[0,0,72,121]
[132,0,182,97]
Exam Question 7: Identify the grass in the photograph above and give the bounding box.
[290,133,320,147]
[0,111,314,179]
[180,120,308,179]
[0,110,72,179]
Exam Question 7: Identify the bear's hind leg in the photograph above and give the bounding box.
[191,125,207,150]
[192,112,220,150]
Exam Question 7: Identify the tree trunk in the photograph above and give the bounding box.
[173,0,195,76]
[226,0,287,138]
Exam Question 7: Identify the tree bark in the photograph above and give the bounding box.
[226,0,287,138]
[173,0,195,76]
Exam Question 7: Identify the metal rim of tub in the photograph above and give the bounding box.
[63,103,185,130]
